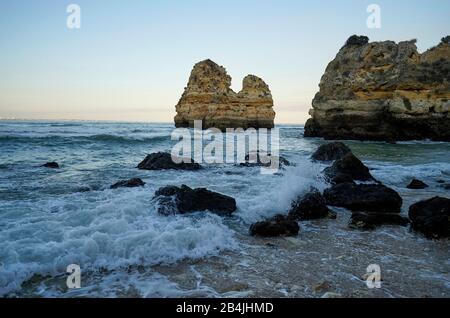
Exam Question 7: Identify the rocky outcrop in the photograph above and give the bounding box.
[175,59,275,131]
[409,197,450,239]
[311,142,352,162]
[42,162,59,169]
[288,190,335,221]
[239,152,290,168]
[249,215,299,237]
[305,35,450,141]
[110,178,145,189]
[407,179,429,189]
[324,183,403,213]
[153,185,236,216]
[137,152,201,171]
[324,153,376,183]
[349,212,409,230]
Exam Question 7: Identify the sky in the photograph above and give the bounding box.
[0,0,449,124]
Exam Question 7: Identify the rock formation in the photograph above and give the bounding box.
[305,35,450,141]
[409,196,450,239]
[137,152,201,171]
[153,185,236,216]
[175,59,275,130]
[249,215,299,237]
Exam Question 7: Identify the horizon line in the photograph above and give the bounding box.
[0,117,306,126]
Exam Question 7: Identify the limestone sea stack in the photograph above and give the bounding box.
[174,59,275,131]
[305,35,450,141]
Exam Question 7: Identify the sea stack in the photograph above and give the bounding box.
[174,59,275,131]
[305,35,450,141]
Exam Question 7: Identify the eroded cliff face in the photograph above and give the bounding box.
[305,35,450,141]
[175,59,275,131]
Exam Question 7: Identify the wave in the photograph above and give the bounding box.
[0,134,171,144]
[0,188,237,296]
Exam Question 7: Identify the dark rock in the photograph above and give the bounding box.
[250,215,299,237]
[312,142,352,162]
[77,187,91,193]
[155,185,180,197]
[345,35,369,47]
[409,197,450,239]
[437,180,446,184]
[137,152,201,171]
[240,152,290,168]
[324,153,375,182]
[329,173,356,185]
[349,212,409,230]
[110,178,146,189]
[324,183,403,213]
[42,162,59,169]
[288,190,334,221]
[407,179,429,189]
[154,185,236,216]
[442,36,450,44]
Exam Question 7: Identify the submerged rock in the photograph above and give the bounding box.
[349,212,409,230]
[154,185,236,216]
[324,183,403,213]
[288,190,335,221]
[174,59,275,131]
[324,153,375,182]
[249,215,299,237]
[407,179,429,189]
[137,152,201,171]
[240,152,290,168]
[305,35,450,141]
[311,142,352,162]
[409,197,450,239]
[42,162,59,169]
[110,178,145,189]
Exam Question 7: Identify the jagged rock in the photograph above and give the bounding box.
[153,185,236,216]
[288,190,335,221]
[324,153,375,182]
[312,142,352,161]
[407,179,429,189]
[137,152,201,171]
[110,178,145,189]
[174,59,275,131]
[349,212,409,230]
[328,173,355,185]
[249,215,299,237]
[305,35,450,141]
[324,183,402,213]
[240,152,290,168]
[409,197,450,239]
[42,162,59,169]
[345,35,369,47]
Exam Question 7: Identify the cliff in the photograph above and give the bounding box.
[304,35,450,141]
[174,59,275,131]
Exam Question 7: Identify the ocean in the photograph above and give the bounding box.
[0,120,449,297]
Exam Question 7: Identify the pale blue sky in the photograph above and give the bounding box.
[0,0,449,123]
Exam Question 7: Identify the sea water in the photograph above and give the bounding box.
[0,120,449,297]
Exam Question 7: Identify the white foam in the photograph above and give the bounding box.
[0,187,237,296]
[236,158,327,223]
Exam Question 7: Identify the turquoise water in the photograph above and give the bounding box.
[0,120,449,297]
